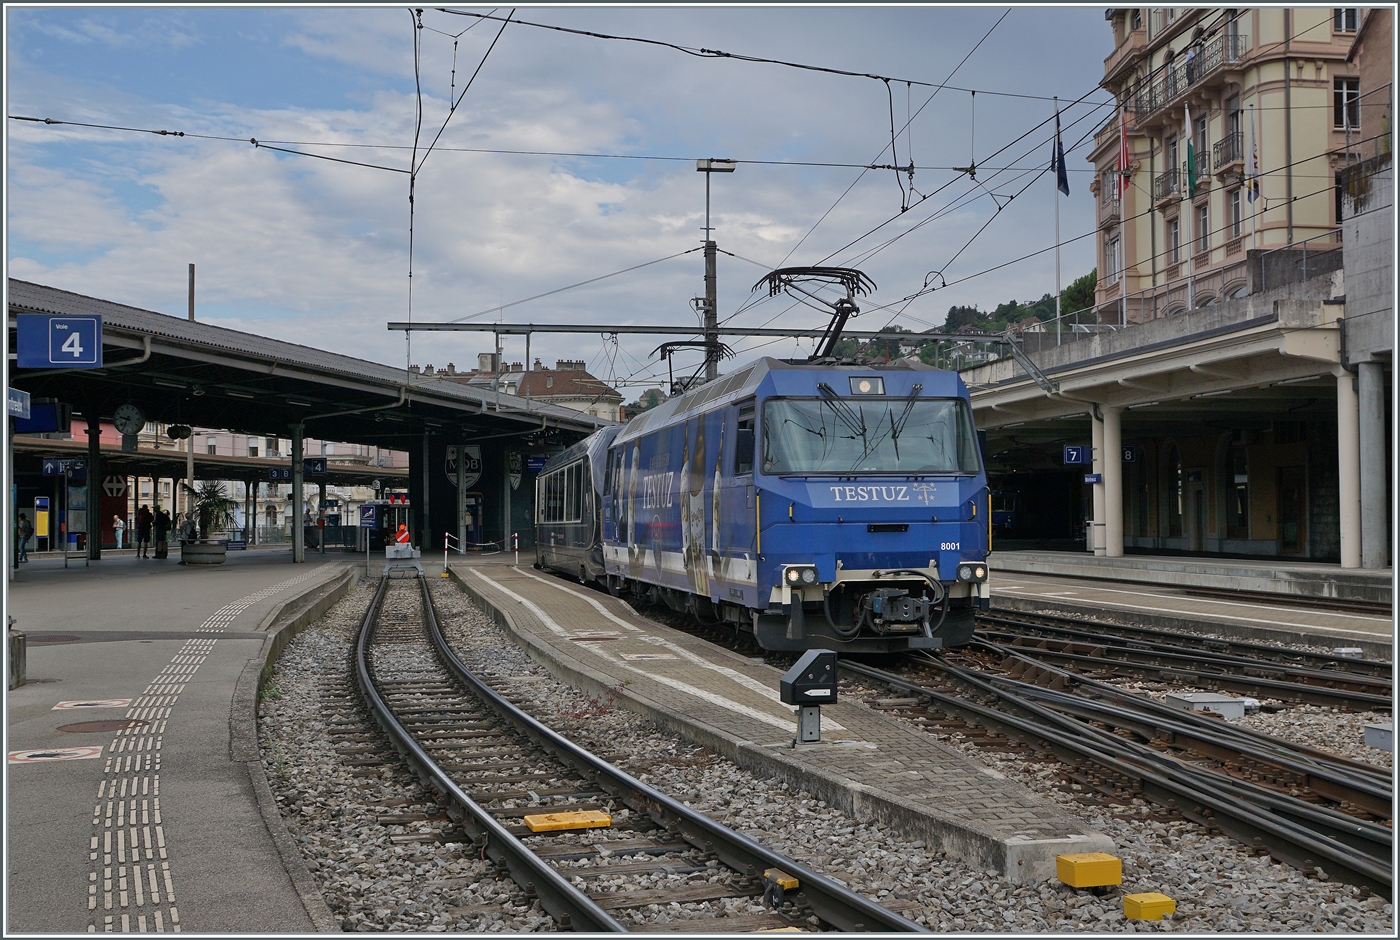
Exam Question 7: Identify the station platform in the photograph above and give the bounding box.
[989,551,1393,657]
[449,558,1114,884]
[5,550,354,934]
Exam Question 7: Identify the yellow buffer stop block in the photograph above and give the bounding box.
[523,810,611,832]
[1124,892,1176,921]
[764,869,800,891]
[1056,852,1123,888]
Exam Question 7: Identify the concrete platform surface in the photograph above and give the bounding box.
[990,570,1393,657]
[451,560,1114,883]
[991,550,1392,606]
[6,551,351,934]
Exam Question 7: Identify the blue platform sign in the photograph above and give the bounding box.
[16,314,103,368]
[359,504,377,528]
[525,456,549,474]
[1122,445,1142,463]
[269,467,293,482]
[1063,444,1092,465]
[1084,472,1103,484]
[303,457,327,476]
[42,458,86,477]
[8,388,31,419]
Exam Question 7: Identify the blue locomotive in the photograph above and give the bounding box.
[537,356,990,653]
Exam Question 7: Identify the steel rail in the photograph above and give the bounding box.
[419,578,927,933]
[978,609,1393,678]
[979,630,1393,710]
[839,658,1392,894]
[974,641,1393,788]
[353,577,628,932]
[978,617,1393,695]
[991,671,1394,821]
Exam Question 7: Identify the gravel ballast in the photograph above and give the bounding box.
[258,579,1394,932]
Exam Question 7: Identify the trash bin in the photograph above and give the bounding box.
[8,624,26,690]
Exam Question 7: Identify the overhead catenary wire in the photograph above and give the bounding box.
[434,6,1102,105]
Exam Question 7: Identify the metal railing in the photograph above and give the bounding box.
[1213,130,1243,171]
[1154,167,1180,200]
[1131,32,1248,118]
[1257,230,1343,294]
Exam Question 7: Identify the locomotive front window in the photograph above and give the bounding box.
[761,397,981,475]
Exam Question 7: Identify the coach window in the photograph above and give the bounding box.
[734,402,755,475]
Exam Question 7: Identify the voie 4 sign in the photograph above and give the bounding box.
[15,314,103,368]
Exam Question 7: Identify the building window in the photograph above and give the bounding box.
[1165,8,1176,24]
[1334,78,1360,128]
[1132,9,1142,30]
[1196,204,1209,253]
[1166,134,1179,171]
[248,443,259,458]
[266,436,279,456]
[1105,234,1121,283]
[206,436,217,455]
[1333,8,1358,32]
[1168,218,1181,263]
[1194,114,1208,161]
[1229,188,1243,237]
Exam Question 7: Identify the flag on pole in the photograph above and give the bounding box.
[1184,102,1198,198]
[1051,109,1070,196]
[1116,104,1130,201]
[1246,103,1260,202]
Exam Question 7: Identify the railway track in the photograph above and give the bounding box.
[352,574,925,933]
[840,653,1392,896]
[975,623,1392,711]
[978,609,1393,680]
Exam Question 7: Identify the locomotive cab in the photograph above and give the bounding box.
[600,357,990,654]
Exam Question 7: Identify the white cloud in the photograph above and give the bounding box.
[7,6,1109,388]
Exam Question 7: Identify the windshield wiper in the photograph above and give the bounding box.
[816,382,868,444]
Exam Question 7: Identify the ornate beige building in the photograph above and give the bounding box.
[1091,7,1384,322]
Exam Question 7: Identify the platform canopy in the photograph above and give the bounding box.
[6,278,606,447]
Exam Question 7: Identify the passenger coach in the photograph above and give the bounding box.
[590,357,990,653]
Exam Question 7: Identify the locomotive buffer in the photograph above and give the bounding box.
[780,649,839,745]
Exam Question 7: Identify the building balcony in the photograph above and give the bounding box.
[1129,33,1248,122]
[1154,167,1180,202]
[1103,27,1149,85]
[1099,195,1121,224]
[1213,131,1243,175]
[1225,234,1245,257]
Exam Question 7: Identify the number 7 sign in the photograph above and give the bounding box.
[16,315,103,368]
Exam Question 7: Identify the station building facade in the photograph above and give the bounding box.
[1091,7,1384,323]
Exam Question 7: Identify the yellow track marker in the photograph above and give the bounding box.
[1124,892,1176,920]
[523,809,611,832]
[763,869,799,891]
[1055,852,1122,888]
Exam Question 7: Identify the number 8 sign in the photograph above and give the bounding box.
[15,315,103,368]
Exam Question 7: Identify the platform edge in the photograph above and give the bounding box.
[448,565,1114,883]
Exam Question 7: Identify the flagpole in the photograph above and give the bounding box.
[1249,102,1259,252]
[1185,102,1195,310]
[1053,98,1062,331]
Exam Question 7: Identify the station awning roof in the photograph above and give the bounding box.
[11,436,409,488]
[7,279,607,447]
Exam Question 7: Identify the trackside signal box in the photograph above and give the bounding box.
[780,650,839,705]
[781,649,838,744]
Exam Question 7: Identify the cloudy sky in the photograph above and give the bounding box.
[6,5,1111,394]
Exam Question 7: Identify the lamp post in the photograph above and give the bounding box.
[697,159,736,382]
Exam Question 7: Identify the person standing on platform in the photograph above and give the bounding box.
[153,508,171,560]
[135,505,154,558]
[17,513,33,563]
[113,514,125,550]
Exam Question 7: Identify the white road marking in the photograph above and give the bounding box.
[510,568,845,729]
[470,567,840,732]
[994,585,1393,635]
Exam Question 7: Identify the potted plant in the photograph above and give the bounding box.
[179,481,240,566]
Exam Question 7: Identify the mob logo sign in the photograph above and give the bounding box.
[15,315,103,368]
[445,445,482,489]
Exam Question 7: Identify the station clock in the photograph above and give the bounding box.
[113,403,145,435]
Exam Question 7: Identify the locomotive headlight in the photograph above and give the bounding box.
[958,564,973,581]
[957,564,988,582]
[786,568,802,584]
[801,568,818,585]
[785,565,819,585]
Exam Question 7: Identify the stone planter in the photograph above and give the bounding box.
[180,539,228,566]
